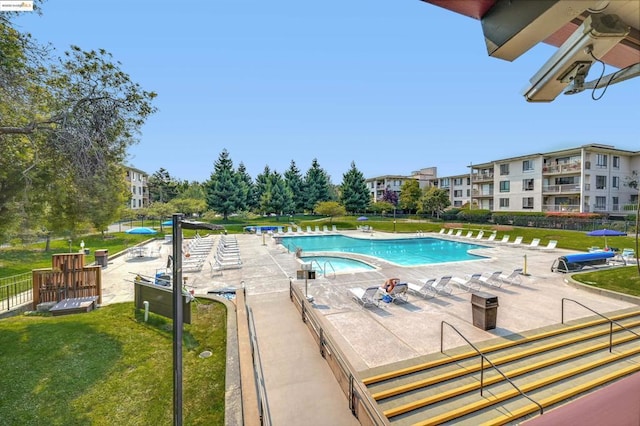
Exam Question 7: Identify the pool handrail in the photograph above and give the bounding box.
[322,260,336,279]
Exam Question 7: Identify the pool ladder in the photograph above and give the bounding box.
[309,259,336,279]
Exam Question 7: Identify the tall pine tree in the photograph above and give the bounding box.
[340,161,370,213]
[303,158,332,212]
[284,160,305,213]
[205,149,241,220]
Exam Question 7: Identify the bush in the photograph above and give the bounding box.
[456,209,491,223]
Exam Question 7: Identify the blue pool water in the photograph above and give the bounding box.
[301,256,375,273]
[283,235,486,266]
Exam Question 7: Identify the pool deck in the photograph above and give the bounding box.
[98,229,640,425]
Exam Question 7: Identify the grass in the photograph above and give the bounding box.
[573,266,640,297]
[0,300,226,425]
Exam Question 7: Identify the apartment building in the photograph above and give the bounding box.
[366,167,437,203]
[470,144,639,216]
[125,166,149,209]
[438,174,472,208]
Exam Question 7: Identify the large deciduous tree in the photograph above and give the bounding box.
[1,13,157,242]
[340,161,369,213]
[419,187,451,218]
[399,179,421,214]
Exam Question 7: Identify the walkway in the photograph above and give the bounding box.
[98,230,640,425]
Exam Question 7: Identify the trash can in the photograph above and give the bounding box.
[471,291,499,330]
[95,249,109,268]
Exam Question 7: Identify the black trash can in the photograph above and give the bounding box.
[471,291,499,330]
[95,249,109,268]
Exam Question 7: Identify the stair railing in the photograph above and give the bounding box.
[441,321,543,415]
[561,298,640,353]
[322,260,336,279]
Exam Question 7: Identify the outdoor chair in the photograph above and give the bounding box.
[408,279,437,299]
[387,282,408,304]
[499,269,523,286]
[475,231,485,240]
[479,271,504,287]
[453,273,483,292]
[525,238,541,249]
[507,236,523,247]
[349,286,380,308]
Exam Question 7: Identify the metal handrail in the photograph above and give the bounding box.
[561,298,640,353]
[322,260,336,279]
[440,321,543,415]
[247,302,272,426]
[289,280,388,425]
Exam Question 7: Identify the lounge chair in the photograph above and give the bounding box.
[315,225,321,232]
[453,273,482,292]
[387,283,408,304]
[410,276,453,296]
[446,229,454,236]
[209,260,223,277]
[323,225,329,232]
[408,279,437,299]
[306,226,313,233]
[485,233,497,242]
[439,228,446,235]
[507,236,523,247]
[349,286,380,308]
[463,231,473,238]
[479,271,504,287]
[475,231,485,240]
[538,240,558,251]
[332,225,338,232]
[497,235,510,244]
[453,230,463,237]
[525,238,541,249]
[622,248,636,260]
[499,269,523,286]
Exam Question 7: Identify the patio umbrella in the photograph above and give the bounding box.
[586,229,627,249]
[357,216,368,221]
[126,227,158,235]
[162,220,173,226]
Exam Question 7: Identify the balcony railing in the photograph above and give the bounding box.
[472,189,494,197]
[542,204,581,213]
[472,173,494,182]
[542,184,581,193]
[542,161,581,174]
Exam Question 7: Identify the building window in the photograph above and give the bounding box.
[522,197,534,209]
[522,160,534,172]
[453,190,462,197]
[613,156,620,168]
[453,178,463,185]
[453,201,462,207]
[499,181,510,192]
[466,189,470,197]
[596,175,606,189]
[612,176,620,188]
[595,196,606,210]
[522,179,534,191]
[595,154,607,168]
[499,198,509,208]
[499,164,509,175]
[466,177,471,185]
[613,197,619,211]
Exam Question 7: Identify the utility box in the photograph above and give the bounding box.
[95,249,109,268]
[471,292,499,330]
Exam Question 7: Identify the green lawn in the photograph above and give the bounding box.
[0,300,226,425]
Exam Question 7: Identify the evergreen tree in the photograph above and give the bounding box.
[303,158,332,212]
[284,160,305,213]
[236,162,256,212]
[260,172,293,219]
[254,165,272,215]
[340,161,370,213]
[205,149,241,220]
[147,168,180,203]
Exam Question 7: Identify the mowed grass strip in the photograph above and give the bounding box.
[0,300,226,425]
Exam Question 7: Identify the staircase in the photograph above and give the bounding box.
[362,307,640,426]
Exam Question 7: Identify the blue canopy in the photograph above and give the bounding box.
[162,220,173,226]
[586,229,626,237]
[126,227,158,235]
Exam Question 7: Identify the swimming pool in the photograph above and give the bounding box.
[300,256,376,274]
[282,235,486,266]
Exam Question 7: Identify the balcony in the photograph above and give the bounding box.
[472,189,494,197]
[542,161,581,175]
[472,173,494,182]
[542,204,581,213]
[542,184,581,194]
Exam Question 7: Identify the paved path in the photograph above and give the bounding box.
[99,230,640,425]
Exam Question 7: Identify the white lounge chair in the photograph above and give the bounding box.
[410,276,453,296]
[485,233,497,242]
[462,231,473,238]
[387,283,408,304]
[475,231,485,240]
[315,225,321,233]
[525,238,541,249]
[306,226,313,233]
[446,229,454,236]
[479,271,504,287]
[453,273,483,292]
[507,236,523,247]
[332,225,338,232]
[408,279,437,299]
[499,269,523,286]
[323,225,329,232]
[349,286,380,308]
[438,228,446,234]
[538,240,558,251]
[453,230,463,237]
[497,235,510,244]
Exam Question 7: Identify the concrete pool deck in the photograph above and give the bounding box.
[99,229,640,425]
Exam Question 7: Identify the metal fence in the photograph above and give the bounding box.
[0,273,33,312]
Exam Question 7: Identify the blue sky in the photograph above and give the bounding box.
[14,1,639,183]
